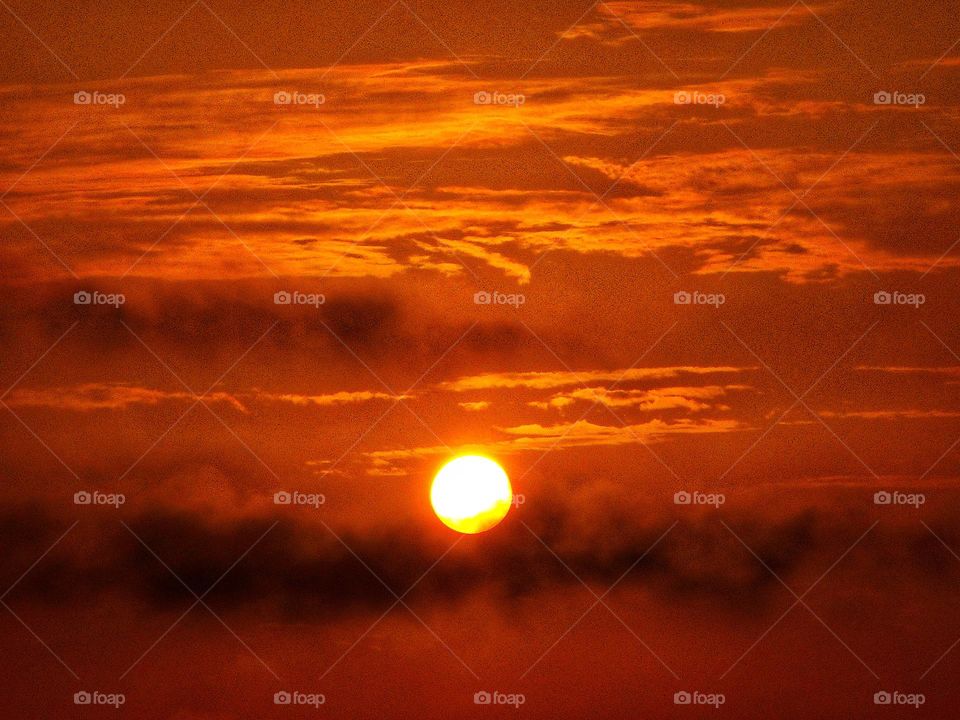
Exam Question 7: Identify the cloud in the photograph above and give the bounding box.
[443,366,753,392]
[5,484,958,620]
[529,384,750,411]
[262,391,407,407]
[4,383,246,412]
[595,1,823,34]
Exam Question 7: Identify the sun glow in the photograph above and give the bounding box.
[430,455,513,534]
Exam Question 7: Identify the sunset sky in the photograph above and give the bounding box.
[2,1,960,717]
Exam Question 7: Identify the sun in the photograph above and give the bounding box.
[430,455,513,534]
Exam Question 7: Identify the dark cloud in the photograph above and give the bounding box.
[4,490,958,623]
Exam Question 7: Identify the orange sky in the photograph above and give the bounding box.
[1,1,960,718]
